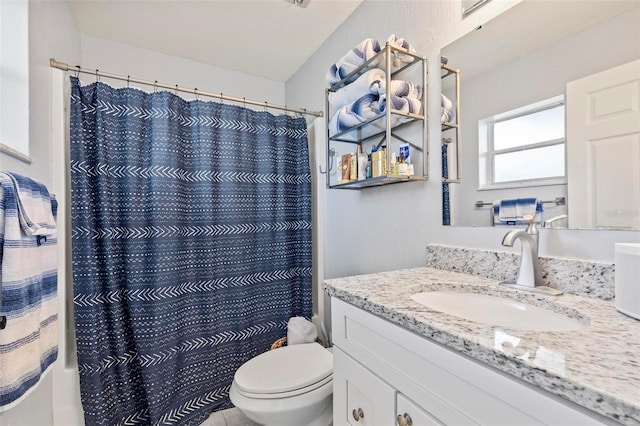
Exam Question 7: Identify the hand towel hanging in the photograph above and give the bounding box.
[0,171,58,412]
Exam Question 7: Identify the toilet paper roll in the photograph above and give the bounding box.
[287,317,318,345]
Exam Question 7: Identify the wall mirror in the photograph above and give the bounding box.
[441,0,639,230]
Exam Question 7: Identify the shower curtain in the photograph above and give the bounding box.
[69,76,312,426]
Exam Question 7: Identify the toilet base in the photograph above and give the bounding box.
[229,380,333,426]
[241,398,332,426]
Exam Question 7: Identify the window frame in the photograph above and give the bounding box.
[478,95,566,190]
[0,0,31,163]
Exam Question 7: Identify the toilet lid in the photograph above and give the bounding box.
[234,343,333,395]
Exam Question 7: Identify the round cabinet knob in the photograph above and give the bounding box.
[397,413,413,426]
[352,408,364,421]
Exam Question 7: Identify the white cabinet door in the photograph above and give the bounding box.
[333,347,396,426]
[396,393,444,426]
[567,59,640,229]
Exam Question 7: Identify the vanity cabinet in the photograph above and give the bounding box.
[331,297,613,425]
[325,43,427,189]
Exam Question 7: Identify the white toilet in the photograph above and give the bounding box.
[229,342,333,426]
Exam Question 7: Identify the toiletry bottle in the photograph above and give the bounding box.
[390,154,397,175]
[366,154,372,179]
[349,152,358,181]
[371,147,381,177]
[398,151,408,176]
[341,153,351,183]
[357,147,367,181]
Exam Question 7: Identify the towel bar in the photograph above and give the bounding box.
[475,197,566,208]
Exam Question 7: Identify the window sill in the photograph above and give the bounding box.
[0,143,32,164]
[478,178,566,191]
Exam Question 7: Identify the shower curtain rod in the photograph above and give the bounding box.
[49,58,323,118]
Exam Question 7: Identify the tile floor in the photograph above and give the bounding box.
[202,408,260,426]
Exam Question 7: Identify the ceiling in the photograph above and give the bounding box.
[442,0,640,83]
[70,0,363,82]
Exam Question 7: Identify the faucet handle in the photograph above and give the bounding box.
[523,214,538,235]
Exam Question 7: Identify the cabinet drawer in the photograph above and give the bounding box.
[397,394,443,426]
[331,298,608,425]
[333,347,396,426]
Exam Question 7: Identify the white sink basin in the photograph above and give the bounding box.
[410,291,587,331]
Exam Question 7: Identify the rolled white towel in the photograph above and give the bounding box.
[441,93,453,110]
[381,80,422,100]
[328,93,381,136]
[379,92,422,115]
[326,38,381,86]
[441,93,456,123]
[387,34,417,68]
[328,68,386,116]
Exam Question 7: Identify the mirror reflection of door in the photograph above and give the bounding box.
[566,60,640,229]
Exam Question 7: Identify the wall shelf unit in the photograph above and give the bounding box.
[441,62,461,184]
[325,42,428,189]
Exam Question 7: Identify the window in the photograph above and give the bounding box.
[479,96,565,189]
[0,0,30,162]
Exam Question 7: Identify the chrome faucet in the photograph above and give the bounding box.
[543,214,569,228]
[501,215,563,296]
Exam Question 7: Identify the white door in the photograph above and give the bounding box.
[566,59,640,229]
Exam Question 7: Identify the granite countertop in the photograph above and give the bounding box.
[324,267,640,425]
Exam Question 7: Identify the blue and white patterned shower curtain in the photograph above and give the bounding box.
[69,76,312,426]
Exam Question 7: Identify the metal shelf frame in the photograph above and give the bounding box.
[326,43,428,190]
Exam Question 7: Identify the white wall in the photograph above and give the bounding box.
[285,0,640,285]
[0,1,80,184]
[80,34,285,104]
[0,1,81,426]
[451,7,639,227]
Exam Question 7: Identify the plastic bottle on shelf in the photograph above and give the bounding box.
[398,151,409,176]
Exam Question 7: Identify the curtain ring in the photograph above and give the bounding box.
[243,97,246,108]
[220,92,224,104]
[153,80,158,93]
[194,88,199,100]
[74,65,80,78]
[264,101,268,112]
[174,85,178,96]
[127,75,130,87]
[95,69,100,82]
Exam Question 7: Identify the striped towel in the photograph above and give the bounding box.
[492,198,543,226]
[0,171,58,412]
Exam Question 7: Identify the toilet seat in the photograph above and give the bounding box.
[234,343,333,399]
